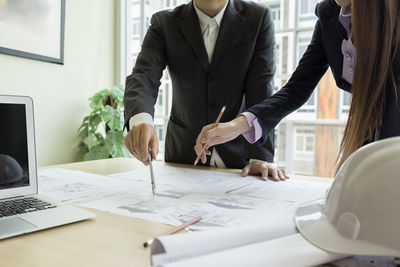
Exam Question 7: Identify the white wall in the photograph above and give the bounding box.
[0,0,116,167]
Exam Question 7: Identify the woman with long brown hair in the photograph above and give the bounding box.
[194,0,400,174]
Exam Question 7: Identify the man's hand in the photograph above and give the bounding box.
[124,123,159,166]
[194,116,250,164]
[241,160,289,181]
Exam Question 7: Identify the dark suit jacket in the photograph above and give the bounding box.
[248,0,400,144]
[124,0,276,168]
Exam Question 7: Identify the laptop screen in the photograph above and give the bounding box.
[0,103,30,190]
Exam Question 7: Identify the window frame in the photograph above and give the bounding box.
[293,126,315,161]
[338,89,351,120]
[298,0,319,23]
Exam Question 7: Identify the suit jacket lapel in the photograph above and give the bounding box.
[210,0,245,72]
[178,2,210,72]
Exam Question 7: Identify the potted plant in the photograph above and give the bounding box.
[77,86,130,161]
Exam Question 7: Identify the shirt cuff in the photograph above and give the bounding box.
[240,112,262,144]
[129,113,154,130]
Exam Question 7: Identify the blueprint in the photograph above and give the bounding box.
[109,166,257,195]
[77,191,295,229]
[38,168,134,202]
[231,179,331,202]
[38,165,332,230]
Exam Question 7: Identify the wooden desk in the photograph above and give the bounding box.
[0,158,330,267]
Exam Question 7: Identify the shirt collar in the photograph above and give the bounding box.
[340,4,351,16]
[339,4,352,33]
[193,0,228,30]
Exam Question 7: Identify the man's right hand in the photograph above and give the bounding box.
[124,123,159,166]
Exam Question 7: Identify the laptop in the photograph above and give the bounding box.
[0,95,95,240]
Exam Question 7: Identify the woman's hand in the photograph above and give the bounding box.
[194,116,251,164]
[241,160,289,181]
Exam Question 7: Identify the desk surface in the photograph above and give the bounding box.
[0,158,330,267]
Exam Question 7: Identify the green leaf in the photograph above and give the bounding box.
[83,144,109,161]
[79,128,100,147]
[107,110,122,131]
[101,105,115,123]
[111,85,124,106]
[88,113,102,131]
[119,116,125,130]
[94,132,105,143]
[78,125,89,140]
[78,142,89,158]
[105,130,125,156]
[90,89,110,110]
[99,106,121,131]
[112,143,130,158]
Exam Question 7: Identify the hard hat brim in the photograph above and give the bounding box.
[295,200,400,257]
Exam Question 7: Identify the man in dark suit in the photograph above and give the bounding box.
[124,0,287,180]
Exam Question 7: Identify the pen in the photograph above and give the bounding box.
[143,215,203,248]
[148,147,156,195]
[194,105,226,166]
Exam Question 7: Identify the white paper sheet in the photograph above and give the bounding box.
[38,167,331,231]
[109,166,332,203]
[78,191,296,229]
[161,233,346,267]
[38,168,135,203]
[151,219,298,266]
[232,179,332,202]
[109,166,257,195]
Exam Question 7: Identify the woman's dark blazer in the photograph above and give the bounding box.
[248,0,400,144]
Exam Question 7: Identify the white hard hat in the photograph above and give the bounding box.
[295,136,400,257]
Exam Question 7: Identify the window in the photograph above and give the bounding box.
[132,52,138,65]
[275,43,280,73]
[295,34,316,114]
[166,0,187,8]
[157,88,163,106]
[131,39,141,55]
[282,36,288,74]
[298,0,318,22]
[270,4,281,28]
[156,125,163,141]
[132,18,140,37]
[293,127,315,161]
[339,90,351,119]
[297,35,311,63]
[342,90,351,109]
[155,124,165,160]
[131,2,141,17]
[297,91,317,113]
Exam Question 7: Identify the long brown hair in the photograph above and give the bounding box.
[337,0,400,170]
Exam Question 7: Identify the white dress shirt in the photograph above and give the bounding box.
[129,1,229,168]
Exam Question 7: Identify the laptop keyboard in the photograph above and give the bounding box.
[0,197,57,218]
